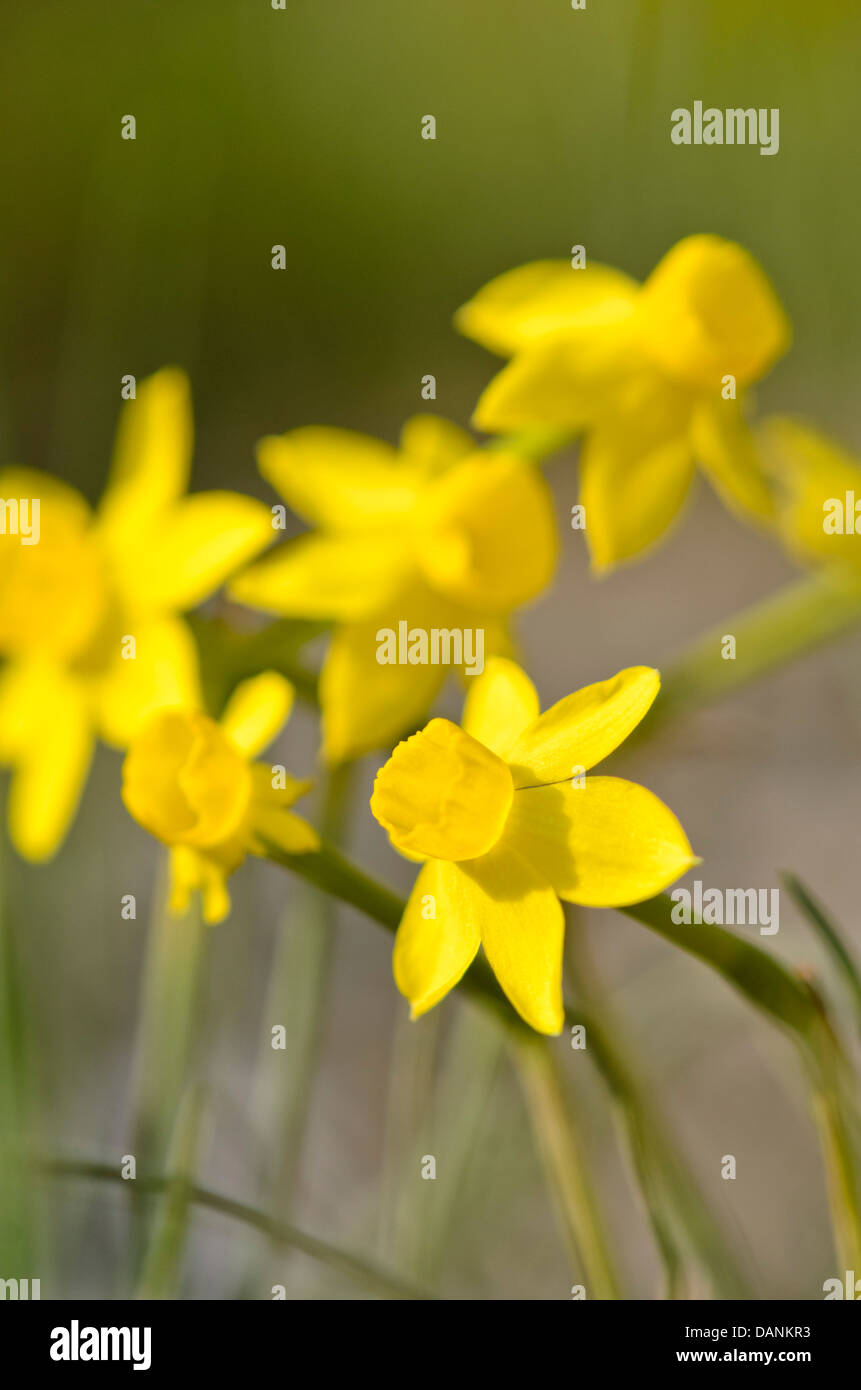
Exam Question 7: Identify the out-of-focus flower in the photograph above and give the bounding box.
[122,671,317,923]
[229,416,558,764]
[457,235,791,571]
[760,417,861,578]
[0,368,273,860]
[371,658,697,1034]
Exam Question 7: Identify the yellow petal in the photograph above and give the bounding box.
[393,860,482,1019]
[461,656,539,757]
[472,327,635,434]
[461,846,565,1035]
[506,777,697,907]
[579,419,696,571]
[250,805,320,857]
[250,761,312,809]
[6,671,94,861]
[0,659,46,759]
[99,367,192,537]
[97,616,202,749]
[169,847,232,925]
[455,260,638,356]
[638,235,790,390]
[371,718,514,861]
[0,471,107,661]
[319,588,450,764]
[507,666,660,787]
[257,428,421,530]
[133,492,274,611]
[759,417,861,573]
[694,399,776,524]
[229,530,410,620]
[0,466,92,527]
[220,671,294,756]
[399,415,474,473]
[419,453,558,611]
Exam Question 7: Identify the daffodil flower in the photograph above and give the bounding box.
[457,235,791,571]
[370,658,697,1034]
[759,417,861,578]
[0,368,274,860]
[229,416,558,763]
[122,671,318,923]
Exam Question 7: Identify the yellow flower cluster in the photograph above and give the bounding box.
[0,369,273,860]
[1,235,851,1030]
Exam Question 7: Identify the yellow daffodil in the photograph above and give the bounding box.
[371,658,697,1034]
[457,235,791,571]
[229,416,558,763]
[0,368,274,861]
[759,417,861,578]
[122,671,318,923]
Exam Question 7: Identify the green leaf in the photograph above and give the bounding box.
[781,872,861,1035]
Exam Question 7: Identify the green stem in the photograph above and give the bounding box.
[813,1064,861,1274]
[565,925,748,1298]
[130,869,209,1170]
[486,425,576,461]
[377,1008,443,1271]
[419,1009,506,1290]
[135,1086,205,1300]
[0,826,36,1276]
[512,1035,622,1298]
[253,763,354,1224]
[35,1158,432,1301]
[127,863,210,1283]
[640,572,861,741]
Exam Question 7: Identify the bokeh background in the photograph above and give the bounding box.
[1,0,861,1298]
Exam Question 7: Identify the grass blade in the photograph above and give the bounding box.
[781,872,861,1034]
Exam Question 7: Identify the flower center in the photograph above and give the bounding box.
[371,717,514,861]
[638,234,788,389]
[122,710,253,851]
[0,515,109,661]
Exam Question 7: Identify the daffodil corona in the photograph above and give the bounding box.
[371,659,697,1034]
[0,369,274,860]
[230,416,558,763]
[760,417,861,577]
[122,671,318,923]
[457,235,791,571]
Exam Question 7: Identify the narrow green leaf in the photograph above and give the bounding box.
[37,1158,434,1300]
[620,893,827,1045]
[781,872,861,1034]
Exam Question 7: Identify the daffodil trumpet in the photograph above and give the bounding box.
[122,671,318,924]
[760,417,861,579]
[370,658,697,1034]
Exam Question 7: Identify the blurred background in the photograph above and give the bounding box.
[1,0,860,1299]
